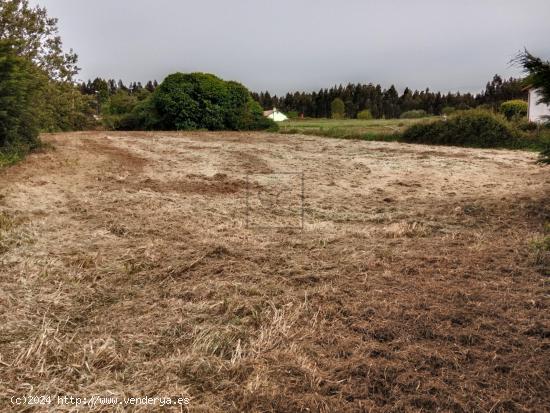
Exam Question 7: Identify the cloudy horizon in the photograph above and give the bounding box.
[32,0,550,95]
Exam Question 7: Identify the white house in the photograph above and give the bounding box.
[263,108,288,122]
[527,88,550,123]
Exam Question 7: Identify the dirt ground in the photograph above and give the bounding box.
[0,131,549,412]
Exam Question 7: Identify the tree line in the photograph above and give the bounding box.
[78,78,159,104]
[251,75,526,119]
[77,78,159,120]
[81,74,525,121]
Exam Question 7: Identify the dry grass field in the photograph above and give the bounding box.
[0,131,549,412]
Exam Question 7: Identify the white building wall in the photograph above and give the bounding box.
[528,89,550,123]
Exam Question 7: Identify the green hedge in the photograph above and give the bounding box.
[401,110,523,148]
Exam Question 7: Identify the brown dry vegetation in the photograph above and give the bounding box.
[0,131,549,412]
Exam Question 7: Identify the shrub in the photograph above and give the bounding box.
[122,72,276,131]
[441,106,456,116]
[357,109,373,120]
[116,97,161,130]
[0,40,42,149]
[476,104,493,111]
[400,109,428,119]
[101,114,124,130]
[234,97,278,131]
[401,110,522,148]
[500,99,528,120]
[516,119,538,132]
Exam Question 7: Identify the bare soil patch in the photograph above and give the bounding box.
[0,131,548,412]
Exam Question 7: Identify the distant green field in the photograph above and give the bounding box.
[278,117,436,141]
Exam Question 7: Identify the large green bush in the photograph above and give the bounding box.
[119,72,275,131]
[500,99,528,120]
[400,109,428,119]
[401,110,522,148]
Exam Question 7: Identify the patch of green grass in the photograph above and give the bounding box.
[0,140,50,169]
[278,117,550,152]
[278,117,434,141]
[0,146,26,168]
[535,236,550,252]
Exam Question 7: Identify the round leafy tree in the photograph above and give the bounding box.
[147,72,274,131]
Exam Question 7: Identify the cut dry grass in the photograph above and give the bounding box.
[0,131,548,412]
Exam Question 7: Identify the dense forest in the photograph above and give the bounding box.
[251,75,526,119]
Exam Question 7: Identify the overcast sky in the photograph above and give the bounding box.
[32,0,550,95]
